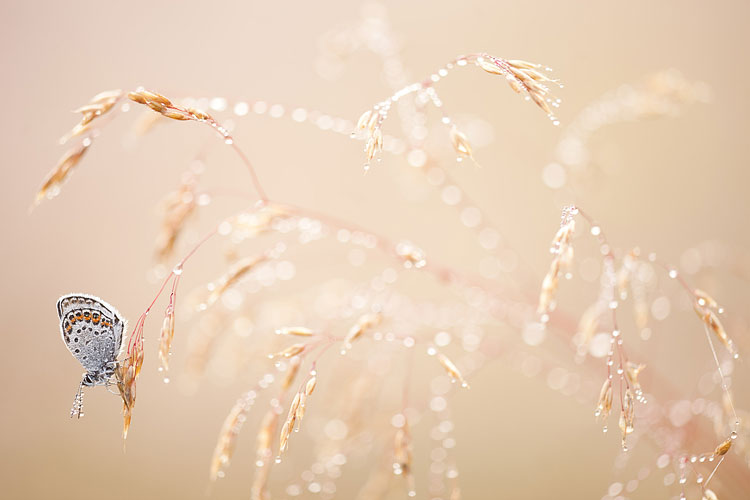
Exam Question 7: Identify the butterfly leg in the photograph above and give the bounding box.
[70,380,85,419]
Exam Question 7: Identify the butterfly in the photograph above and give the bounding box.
[57,293,127,418]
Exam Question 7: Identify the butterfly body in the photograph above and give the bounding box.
[57,293,126,417]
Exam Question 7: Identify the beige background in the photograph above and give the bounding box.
[1,1,749,499]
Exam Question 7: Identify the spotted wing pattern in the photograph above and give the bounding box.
[57,293,125,374]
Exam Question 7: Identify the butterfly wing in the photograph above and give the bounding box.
[57,293,126,374]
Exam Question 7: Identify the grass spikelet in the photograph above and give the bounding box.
[619,388,635,450]
[702,490,718,500]
[209,394,253,481]
[251,409,278,500]
[473,54,560,118]
[219,204,290,243]
[116,340,143,438]
[393,424,415,496]
[128,88,233,141]
[275,327,315,337]
[305,375,316,395]
[270,343,307,359]
[695,304,737,358]
[281,356,301,390]
[256,409,278,466]
[356,52,560,167]
[449,124,476,164]
[538,206,577,315]
[395,241,426,269]
[35,140,91,205]
[436,352,469,388]
[594,378,613,421]
[694,289,719,309]
[343,312,382,351]
[279,391,302,453]
[59,89,122,144]
[157,308,175,373]
[714,438,732,457]
[115,315,146,440]
[206,255,267,307]
[625,362,646,401]
[155,173,198,262]
[576,303,601,347]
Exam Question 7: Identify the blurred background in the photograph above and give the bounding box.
[1,1,749,499]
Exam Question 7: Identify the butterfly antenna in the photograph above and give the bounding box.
[70,381,84,419]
